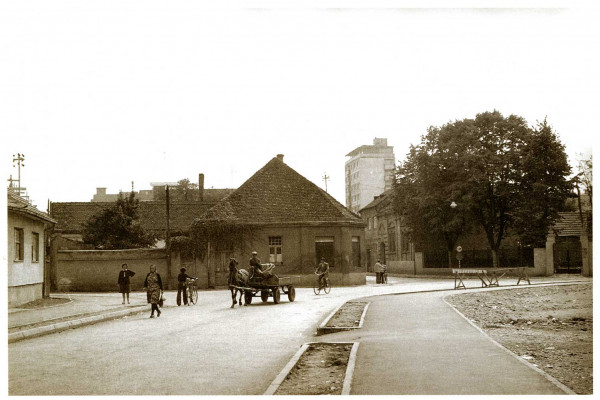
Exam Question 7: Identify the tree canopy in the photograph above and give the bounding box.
[395,110,572,267]
[82,192,156,249]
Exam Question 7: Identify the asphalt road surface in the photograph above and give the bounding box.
[9,277,433,395]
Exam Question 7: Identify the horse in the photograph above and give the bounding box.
[228,258,250,308]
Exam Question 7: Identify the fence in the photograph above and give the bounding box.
[423,247,534,269]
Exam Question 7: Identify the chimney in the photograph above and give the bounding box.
[97,188,106,195]
[276,154,284,162]
[198,173,205,202]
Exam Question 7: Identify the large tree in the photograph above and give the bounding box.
[82,192,156,249]
[512,119,572,247]
[395,110,572,267]
[395,121,473,268]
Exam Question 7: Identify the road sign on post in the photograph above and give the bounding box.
[456,246,463,268]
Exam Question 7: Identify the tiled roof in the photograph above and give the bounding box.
[50,201,218,234]
[196,157,364,226]
[7,189,56,224]
[553,211,591,237]
[359,189,395,213]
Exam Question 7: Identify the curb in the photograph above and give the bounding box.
[442,297,577,395]
[8,306,148,343]
[317,302,370,336]
[264,341,359,395]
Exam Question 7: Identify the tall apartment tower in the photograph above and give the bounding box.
[345,138,396,214]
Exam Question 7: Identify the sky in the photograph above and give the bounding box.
[1,2,598,212]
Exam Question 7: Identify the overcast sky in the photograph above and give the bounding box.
[1,2,598,211]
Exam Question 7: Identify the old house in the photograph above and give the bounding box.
[7,189,56,305]
[360,190,415,273]
[191,154,367,287]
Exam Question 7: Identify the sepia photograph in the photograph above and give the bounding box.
[1,0,597,396]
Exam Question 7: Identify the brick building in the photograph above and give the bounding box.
[193,154,367,288]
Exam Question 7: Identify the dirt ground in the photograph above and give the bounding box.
[327,302,368,328]
[13,297,71,309]
[446,283,593,394]
[274,343,352,395]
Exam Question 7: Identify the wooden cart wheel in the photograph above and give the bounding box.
[260,290,269,302]
[287,285,296,302]
[244,292,253,304]
[273,287,281,304]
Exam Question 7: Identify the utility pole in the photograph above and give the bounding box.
[165,185,172,287]
[322,173,330,192]
[12,153,25,195]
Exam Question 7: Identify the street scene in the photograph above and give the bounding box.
[3,2,597,397]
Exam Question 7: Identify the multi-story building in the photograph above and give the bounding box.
[345,138,396,213]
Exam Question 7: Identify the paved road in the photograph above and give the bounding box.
[316,290,568,395]
[8,276,423,395]
[8,275,582,395]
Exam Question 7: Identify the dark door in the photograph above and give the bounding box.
[315,241,335,267]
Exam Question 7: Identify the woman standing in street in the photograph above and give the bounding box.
[117,263,135,304]
[143,264,163,318]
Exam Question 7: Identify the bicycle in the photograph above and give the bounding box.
[186,278,198,305]
[313,273,331,295]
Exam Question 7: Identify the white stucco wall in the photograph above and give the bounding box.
[7,213,45,288]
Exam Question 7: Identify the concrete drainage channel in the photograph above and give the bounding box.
[265,301,369,395]
[317,301,370,335]
[264,342,359,395]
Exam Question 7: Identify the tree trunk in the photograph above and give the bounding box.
[491,248,499,268]
[447,250,453,269]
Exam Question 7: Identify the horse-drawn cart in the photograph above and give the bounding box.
[243,275,296,304]
[229,262,296,307]
[230,275,296,305]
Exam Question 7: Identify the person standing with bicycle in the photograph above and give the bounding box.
[176,267,196,306]
[315,257,330,290]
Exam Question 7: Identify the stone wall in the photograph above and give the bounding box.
[54,249,168,292]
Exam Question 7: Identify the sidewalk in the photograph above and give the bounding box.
[315,285,587,395]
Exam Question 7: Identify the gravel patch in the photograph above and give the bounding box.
[446,284,592,394]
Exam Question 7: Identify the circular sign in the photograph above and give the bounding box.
[456,252,464,261]
[456,246,463,252]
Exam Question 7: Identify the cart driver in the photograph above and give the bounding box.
[249,251,263,279]
[315,257,329,288]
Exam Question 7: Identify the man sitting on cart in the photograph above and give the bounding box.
[315,257,330,289]
[249,251,273,281]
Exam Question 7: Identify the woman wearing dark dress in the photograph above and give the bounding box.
[117,263,136,304]
[143,264,163,318]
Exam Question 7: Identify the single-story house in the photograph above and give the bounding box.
[8,188,56,306]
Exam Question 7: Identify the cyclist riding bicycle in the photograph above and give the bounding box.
[315,257,330,289]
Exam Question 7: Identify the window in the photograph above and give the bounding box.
[388,230,396,253]
[352,236,361,267]
[269,236,282,263]
[400,232,413,261]
[14,228,24,261]
[32,232,40,262]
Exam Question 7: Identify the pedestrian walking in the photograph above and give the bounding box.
[374,259,383,284]
[177,267,196,306]
[143,264,163,318]
[117,263,135,304]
